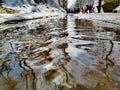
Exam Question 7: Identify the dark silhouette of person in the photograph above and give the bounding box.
[85,5,89,13]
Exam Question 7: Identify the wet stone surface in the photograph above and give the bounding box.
[0,15,120,90]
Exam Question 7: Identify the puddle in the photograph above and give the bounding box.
[0,15,120,90]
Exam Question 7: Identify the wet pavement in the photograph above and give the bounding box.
[0,15,120,90]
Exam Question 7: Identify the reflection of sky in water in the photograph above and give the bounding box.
[66,15,76,36]
[66,44,92,65]
[7,61,23,77]
[66,15,94,65]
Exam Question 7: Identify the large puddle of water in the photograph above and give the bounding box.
[0,15,120,90]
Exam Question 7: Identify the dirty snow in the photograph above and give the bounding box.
[0,5,65,24]
[0,0,66,24]
[75,13,120,25]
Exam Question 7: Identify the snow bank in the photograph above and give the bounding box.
[75,13,120,25]
[0,0,66,24]
[113,5,120,13]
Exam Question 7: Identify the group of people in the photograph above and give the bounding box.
[66,4,94,13]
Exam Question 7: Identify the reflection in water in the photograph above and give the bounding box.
[105,40,114,66]
[0,15,120,90]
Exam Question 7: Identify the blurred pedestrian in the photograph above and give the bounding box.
[84,5,89,13]
[88,4,92,13]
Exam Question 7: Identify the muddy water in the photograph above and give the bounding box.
[0,15,120,90]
